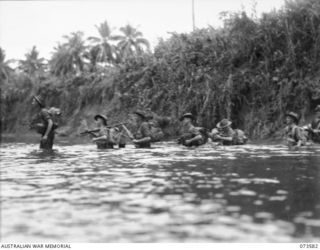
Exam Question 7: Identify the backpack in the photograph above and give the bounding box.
[47,107,62,129]
[31,107,61,134]
[233,129,248,145]
[195,127,209,143]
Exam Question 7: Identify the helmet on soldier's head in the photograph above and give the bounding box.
[179,113,194,121]
[94,114,108,126]
[217,119,232,129]
[285,111,300,124]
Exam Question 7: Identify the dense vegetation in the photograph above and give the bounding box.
[1,0,320,140]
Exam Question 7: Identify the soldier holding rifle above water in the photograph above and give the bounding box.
[177,113,208,147]
[81,114,126,149]
[284,111,306,148]
[81,110,161,149]
[129,111,153,148]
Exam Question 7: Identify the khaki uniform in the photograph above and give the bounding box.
[284,124,306,146]
[95,127,117,149]
[179,124,207,147]
[31,109,55,150]
[134,122,152,148]
[211,127,247,145]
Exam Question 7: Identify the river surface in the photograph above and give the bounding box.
[0,141,320,242]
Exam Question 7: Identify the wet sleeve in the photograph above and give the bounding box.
[141,122,152,137]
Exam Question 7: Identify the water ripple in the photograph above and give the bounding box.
[1,142,319,242]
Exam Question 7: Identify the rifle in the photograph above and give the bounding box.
[79,123,128,137]
[80,129,100,137]
[121,124,135,140]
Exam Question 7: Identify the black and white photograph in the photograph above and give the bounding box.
[0,0,320,245]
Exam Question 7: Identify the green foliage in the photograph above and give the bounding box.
[2,0,320,139]
[115,24,151,61]
[50,32,87,77]
[87,20,118,65]
[19,46,46,78]
[0,47,14,83]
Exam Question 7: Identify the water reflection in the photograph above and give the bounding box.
[0,142,319,242]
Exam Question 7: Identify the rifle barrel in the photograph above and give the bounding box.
[121,124,134,140]
[80,129,100,135]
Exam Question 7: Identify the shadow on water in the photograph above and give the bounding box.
[0,141,319,242]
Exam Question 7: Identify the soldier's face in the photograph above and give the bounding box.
[96,118,104,126]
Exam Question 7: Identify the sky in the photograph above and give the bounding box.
[0,0,285,61]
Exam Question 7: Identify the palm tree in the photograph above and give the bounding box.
[84,45,100,72]
[50,44,73,77]
[88,21,117,64]
[115,24,150,60]
[0,47,14,82]
[50,31,86,77]
[19,46,45,77]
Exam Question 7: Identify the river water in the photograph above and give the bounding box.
[0,141,320,242]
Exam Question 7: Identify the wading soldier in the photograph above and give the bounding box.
[147,114,166,142]
[284,111,306,147]
[177,113,207,147]
[306,105,320,143]
[90,114,122,149]
[131,111,153,148]
[31,95,56,150]
[210,119,247,145]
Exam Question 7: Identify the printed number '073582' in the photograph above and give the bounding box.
[300,244,318,249]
